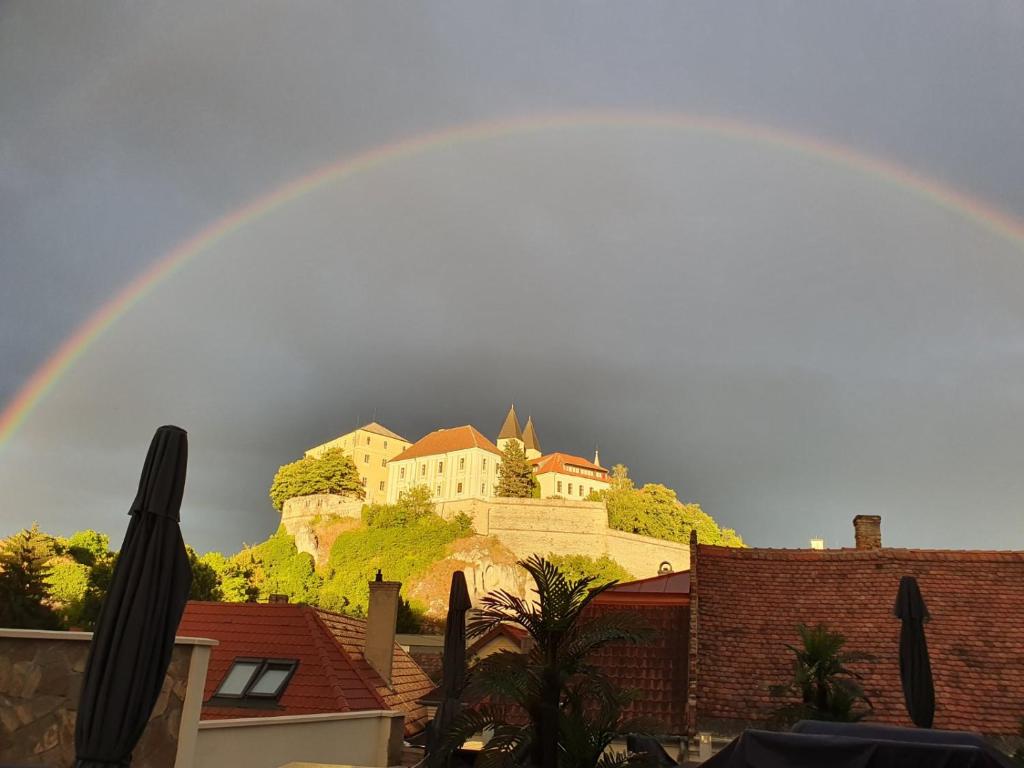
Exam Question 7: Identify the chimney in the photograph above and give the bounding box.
[853,515,882,550]
[365,569,401,686]
[268,593,289,604]
[809,538,825,551]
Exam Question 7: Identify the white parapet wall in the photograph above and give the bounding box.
[194,710,406,768]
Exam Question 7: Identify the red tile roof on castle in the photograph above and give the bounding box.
[529,452,609,477]
[177,602,433,735]
[390,425,502,462]
[691,544,1024,736]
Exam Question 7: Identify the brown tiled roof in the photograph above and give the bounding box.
[522,417,541,453]
[391,425,502,462]
[467,623,529,657]
[529,452,610,478]
[360,422,410,443]
[603,571,690,598]
[497,406,522,441]
[177,602,433,735]
[585,602,690,735]
[315,609,435,734]
[692,545,1024,736]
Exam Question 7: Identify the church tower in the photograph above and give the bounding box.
[523,416,542,460]
[496,404,524,453]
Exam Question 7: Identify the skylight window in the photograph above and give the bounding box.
[213,658,298,703]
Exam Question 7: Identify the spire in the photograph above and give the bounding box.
[497,404,522,441]
[593,446,601,468]
[522,416,540,452]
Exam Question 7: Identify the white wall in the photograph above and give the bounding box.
[194,711,405,768]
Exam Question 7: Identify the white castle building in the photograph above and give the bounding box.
[307,406,611,505]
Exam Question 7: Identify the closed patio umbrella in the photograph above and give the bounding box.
[74,425,193,768]
[426,570,472,762]
[893,575,935,728]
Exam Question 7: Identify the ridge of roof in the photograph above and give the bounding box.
[498,405,522,441]
[307,606,388,711]
[359,421,410,443]
[391,425,502,462]
[697,544,1024,561]
[530,451,608,475]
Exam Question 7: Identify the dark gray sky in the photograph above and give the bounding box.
[2,1,1023,554]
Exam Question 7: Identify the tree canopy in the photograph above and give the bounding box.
[590,464,744,547]
[0,524,62,629]
[545,553,633,587]
[495,440,537,498]
[269,447,364,511]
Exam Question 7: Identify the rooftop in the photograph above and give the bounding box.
[390,425,502,462]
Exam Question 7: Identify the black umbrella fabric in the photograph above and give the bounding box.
[74,426,193,768]
[426,571,473,761]
[893,575,935,728]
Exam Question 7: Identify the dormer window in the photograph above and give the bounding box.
[211,658,298,706]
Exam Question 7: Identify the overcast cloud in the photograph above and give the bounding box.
[2,1,1023,553]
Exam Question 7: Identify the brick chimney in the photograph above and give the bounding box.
[365,569,401,686]
[268,593,289,604]
[853,515,882,550]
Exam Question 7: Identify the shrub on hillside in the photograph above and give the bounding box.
[546,553,633,587]
[269,447,364,512]
[236,527,321,603]
[590,464,744,547]
[362,485,434,528]
[318,513,473,615]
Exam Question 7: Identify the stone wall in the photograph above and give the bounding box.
[281,494,364,561]
[0,630,212,768]
[435,497,690,578]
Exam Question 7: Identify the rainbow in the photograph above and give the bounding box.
[3,110,1024,449]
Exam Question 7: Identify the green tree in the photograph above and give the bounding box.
[188,547,222,601]
[546,554,633,588]
[495,441,536,498]
[45,559,91,606]
[363,485,435,528]
[269,447,364,512]
[202,551,259,602]
[62,529,111,566]
[592,466,744,547]
[769,623,874,725]
[0,524,62,629]
[437,556,650,768]
[240,528,321,603]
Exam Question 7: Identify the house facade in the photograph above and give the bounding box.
[385,425,502,504]
[305,421,411,504]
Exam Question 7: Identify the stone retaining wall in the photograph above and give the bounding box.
[0,630,212,768]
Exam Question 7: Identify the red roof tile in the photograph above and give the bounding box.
[692,545,1024,736]
[391,426,502,462]
[529,452,610,479]
[178,602,434,735]
[585,602,690,735]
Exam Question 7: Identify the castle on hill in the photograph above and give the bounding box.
[305,406,610,506]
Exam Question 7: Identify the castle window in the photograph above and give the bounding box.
[457,482,463,494]
[400,467,406,479]
[361,477,367,486]
[459,457,465,470]
[557,481,562,493]
[482,459,487,471]
[589,487,594,496]
[438,461,444,473]
[421,465,426,477]
[379,481,385,491]
[481,483,485,494]
[381,458,387,467]
[436,485,441,496]
[364,454,369,463]
[568,483,573,496]
[383,440,388,449]
[366,436,371,445]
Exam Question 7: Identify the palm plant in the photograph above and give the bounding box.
[769,622,874,726]
[434,555,651,768]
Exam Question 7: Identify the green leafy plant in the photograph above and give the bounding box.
[769,623,874,725]
[546,554,633,588]
[269,447,364,511]
[237,527,321,604]
[363,485,434,527]
[495,440,537,498]
[435,555,650,768]
[589,464,743,547]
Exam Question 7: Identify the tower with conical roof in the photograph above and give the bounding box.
[496,404,524,454]
[523,416,542,460]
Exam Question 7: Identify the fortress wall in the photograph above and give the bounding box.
[281,494,363,538]
[605,529,690,578]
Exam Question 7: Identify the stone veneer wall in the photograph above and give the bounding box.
[0,630,212,768]
[435,497,690,578]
